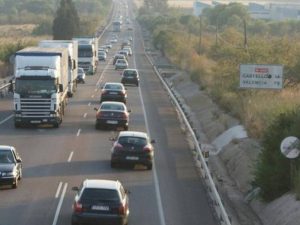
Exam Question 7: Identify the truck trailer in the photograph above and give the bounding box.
[39,40,78,97]
[14,47,69,128]
[72,37,98,75]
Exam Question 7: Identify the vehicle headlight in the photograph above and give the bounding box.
[3,171,16,177]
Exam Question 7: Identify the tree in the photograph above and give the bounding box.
[52,0,80,40]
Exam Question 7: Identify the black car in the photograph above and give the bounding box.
[0,145,22,189]
[94,101,130,130]
[100,82,127,104]
[110,131,155,170]
[71,179,130,225]
[121,69,139,86]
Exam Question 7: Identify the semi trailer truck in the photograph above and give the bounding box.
[14,47,69,128]
[72,37,98,75]
[39,40,78,97]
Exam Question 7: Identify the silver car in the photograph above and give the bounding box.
[115,59,128,70]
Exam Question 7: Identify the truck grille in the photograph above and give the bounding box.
[78,62,90,70]
[20,98,51,117]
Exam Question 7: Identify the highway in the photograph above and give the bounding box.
[0,1,218,225]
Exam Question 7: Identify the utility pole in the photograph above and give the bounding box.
[198,15,202,54]
[243,19,248,52]
[215,20,219,46]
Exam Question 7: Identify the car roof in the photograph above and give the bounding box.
[124,68,137,72]
[104,82,124,88]
[100,101,126,106]
[0,145,15,151]
[116,59,126,62]
[118,131,148,139]
[83,179,121,190]
[104,82,123,86]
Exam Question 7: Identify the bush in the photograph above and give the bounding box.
[254,109,300,201]
[32,21,52,36]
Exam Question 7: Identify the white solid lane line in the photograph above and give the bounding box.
[55,182,63,199]
[52,183,68,225]
[133,37,167,225]
[0,114,13,125]
[76,129,81,137]
[67,151,74,163]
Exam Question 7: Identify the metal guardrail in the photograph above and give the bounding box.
[141,37,232,225]
[0,76,14,97]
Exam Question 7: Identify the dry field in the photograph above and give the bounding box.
[168,1,194,8]
[0,24,50,77]
[0,24,37,38]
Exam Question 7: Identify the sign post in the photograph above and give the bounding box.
[240,64,283,90]
[280,136,300,188]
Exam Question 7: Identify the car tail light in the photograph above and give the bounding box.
[118,204,126,215]
[143,145,152,153]
[73,202,83,213]
[114,143,123,151]
[120,91,126,96]
[96,111,102,119]
[122,113,128,120]
[101,90,108,95]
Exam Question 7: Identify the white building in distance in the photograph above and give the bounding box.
[193,0,300,21]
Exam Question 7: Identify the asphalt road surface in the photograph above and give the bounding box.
[0,1,218,225]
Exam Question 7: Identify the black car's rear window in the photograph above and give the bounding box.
[124,70,137,77]
[101,104,124,111]
[80,188,120,203]
[104,84,122,90]
[118,136,147,146]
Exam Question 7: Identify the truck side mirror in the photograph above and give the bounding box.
[58,84,63,93]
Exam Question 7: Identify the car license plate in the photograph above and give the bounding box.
[107,120,118,124]
[126,156,139,160]
[92,205,109,211]
[30,120,41,124]
[110,92,118,95]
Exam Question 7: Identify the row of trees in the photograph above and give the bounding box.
[53,0,80,40]
[137,2,300,201]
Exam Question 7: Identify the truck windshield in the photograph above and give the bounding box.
[15,79,57,94]
[78,46,93,57]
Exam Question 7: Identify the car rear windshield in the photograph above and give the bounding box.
[105,84,122,90]
[118,136,147,146]
[124,71,137,77]
[101,104,125,111]
[80,188,120,204]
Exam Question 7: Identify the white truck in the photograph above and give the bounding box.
[14,47,69,128]
[38,40,78,97]
[72,37,98,75]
